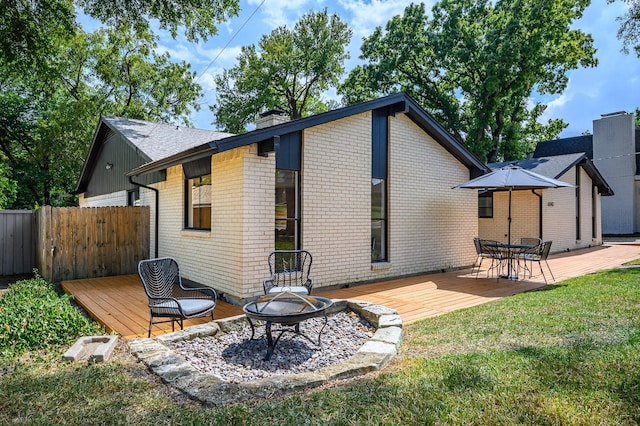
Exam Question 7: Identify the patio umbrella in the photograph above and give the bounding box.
[454,164,575,245]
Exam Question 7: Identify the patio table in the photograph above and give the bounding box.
[485,242,534,280]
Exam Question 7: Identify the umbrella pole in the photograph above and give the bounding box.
[507,188,513,278]
[507,188,512,246]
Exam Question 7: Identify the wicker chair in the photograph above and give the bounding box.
[137,257,217,337]
[263,250,313,295]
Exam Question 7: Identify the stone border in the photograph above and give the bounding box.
[128,299,403,405]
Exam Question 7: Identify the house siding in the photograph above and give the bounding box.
[79,191,128,207]
[388,114,477,273]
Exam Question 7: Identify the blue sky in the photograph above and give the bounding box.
[90,0,640,137]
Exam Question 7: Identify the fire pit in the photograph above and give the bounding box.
[243,292,333,360]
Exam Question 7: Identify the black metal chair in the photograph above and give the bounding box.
[473,238,503,280]
[137,257,217,337]
[516,237,543,278]
[263,250,313,295]
[520,241,555,283]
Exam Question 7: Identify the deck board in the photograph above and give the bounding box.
[61,244,640,339]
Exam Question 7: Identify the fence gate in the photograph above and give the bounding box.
[0,210,35,276]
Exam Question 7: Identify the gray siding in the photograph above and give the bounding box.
[84,133,165,199]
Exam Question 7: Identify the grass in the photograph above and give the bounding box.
[1,268,639,425]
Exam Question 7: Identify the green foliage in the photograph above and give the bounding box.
[77,0,239,43]
[0,24,202,209]
[340,0,597,162]
[0,157,17,209]
[212,9,352,133]
[612,0,640,57]
[0,1,237,209]
[1,268,640,424]
[0,0,238,76]
[0,273,103,358]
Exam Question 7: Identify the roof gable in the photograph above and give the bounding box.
[489,152,613,196]
[127,92,489,177]
[75,117,233,194]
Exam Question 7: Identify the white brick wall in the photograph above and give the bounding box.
[302,113,478,288]
[152,146,274,302]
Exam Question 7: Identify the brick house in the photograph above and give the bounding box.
[76,92,489,303]
[478,153,613,253]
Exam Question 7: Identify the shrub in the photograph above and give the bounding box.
[0,273,103,357]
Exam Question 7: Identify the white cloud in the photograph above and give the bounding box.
[337,0,418,39]
[247,0,323,28]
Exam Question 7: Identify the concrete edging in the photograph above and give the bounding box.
[128,299,403,405]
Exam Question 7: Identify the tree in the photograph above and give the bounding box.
[0,0,236,208]
[212,9,352,133]
[340,0,597,162]
[0,0,239,75]
[611,0,640,57]
[0,26,202,208]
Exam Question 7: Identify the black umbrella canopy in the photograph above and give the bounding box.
[455,165,575,245]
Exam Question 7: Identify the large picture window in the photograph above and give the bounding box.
[185,174,211,230]
[275,169,300,250]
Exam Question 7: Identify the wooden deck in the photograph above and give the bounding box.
[61,243,640,339]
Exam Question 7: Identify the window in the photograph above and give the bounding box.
[371,178,387,261]
[478,191,493,218]
[185,174,211,230]
[275,169,299,250]
[127,188,140,206]
[576,167,581,240]
[372,108,388,262]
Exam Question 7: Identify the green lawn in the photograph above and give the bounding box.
[1,268,639,425]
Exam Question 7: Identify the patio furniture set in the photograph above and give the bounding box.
[137,250,330,360]
[473,237,555,283]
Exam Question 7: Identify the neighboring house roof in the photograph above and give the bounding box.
[533,135,593,159]
[489,152,614,196]
[75,117,233,193]
[126,92,489,177]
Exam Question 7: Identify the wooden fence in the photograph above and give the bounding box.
[0,210,35,276]
[35,206,150,282]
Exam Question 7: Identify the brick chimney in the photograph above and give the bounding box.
[256,109,289,130]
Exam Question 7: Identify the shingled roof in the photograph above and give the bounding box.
[489,152,613,196]
[533,135,593,159]
[101,117,233,161]
[74,117,233,194]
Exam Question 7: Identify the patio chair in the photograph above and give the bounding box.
[263,250,313,295]
[137,257,217,337]
[519,241,555,284]
[473,238,504,280]
[516,237,542,278]
[519,237,542,247]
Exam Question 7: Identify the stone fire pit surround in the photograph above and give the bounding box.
[128,299,403,405]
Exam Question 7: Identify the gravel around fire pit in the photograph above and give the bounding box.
[168,311,374,383]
